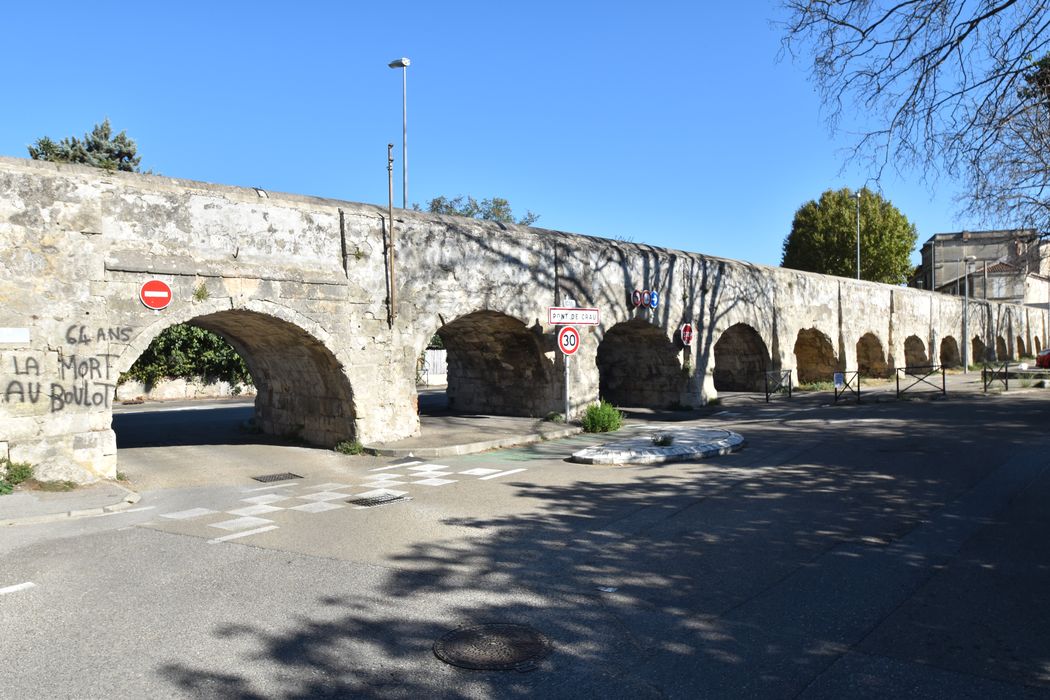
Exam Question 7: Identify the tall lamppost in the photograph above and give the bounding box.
[854,190,861,280]
[962,255,976,373]
[388,57,410,209]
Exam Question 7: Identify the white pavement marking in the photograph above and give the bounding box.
[479,468,527,481]
[208,525,279,544]
[459,468,501,476]
[160,507,217,520]
[246,482,300,492]
[370,462,418,472]
[408,464,450,472]
[303,482,354,491]
[240,494,289,505]
[369,473,404,480]
[209,516,275,531]
[296,491,352,502]
[362,480,407,488]
[0,582,36,596]
[228,504,284,517]
[413,478,457,486]
[290,501,345,513]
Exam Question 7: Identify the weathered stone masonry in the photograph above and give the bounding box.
[0,157,1043,482]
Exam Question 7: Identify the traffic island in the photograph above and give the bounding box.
[570,427,744,465]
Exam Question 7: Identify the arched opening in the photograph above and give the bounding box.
[1017,336,1027,358]
[793,328,837,384]
[429,310,555,416]
[856,333,889,378]
[1036,337,1043,354]
[904,336,928,368]
[713,323,770,391]
[597,318,684,408]
[996,336,1009,361]
[114,310,356,450]
[972,337,987,364]
[939,336,961,368]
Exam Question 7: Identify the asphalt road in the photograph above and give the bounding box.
[4,388,1050,698]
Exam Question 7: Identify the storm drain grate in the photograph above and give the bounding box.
[251,472,304,483]
[433,623,551,672]
[347,493,411,508]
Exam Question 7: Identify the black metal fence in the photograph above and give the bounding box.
[764,370,792,403]
[833,371,861,403]
[895,365,945,398]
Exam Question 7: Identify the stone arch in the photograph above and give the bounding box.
[118,306,356,446]
[713,323,770,391]
[1037,337,1043,354]
[793,328,837,384]
[904,335,928,368]
[996,336,1009,361]
[1017,335,1027,358]
[856,333,889,378]
[939,336,961,368]
[597,318,684,408]
[432,310,555,416]
[972,336,987,364]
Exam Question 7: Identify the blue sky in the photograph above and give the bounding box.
[1,2,965,267]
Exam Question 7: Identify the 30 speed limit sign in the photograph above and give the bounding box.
[558,326,580,355]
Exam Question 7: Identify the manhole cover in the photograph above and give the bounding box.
[433,623,551,672]
[251,472,303,483]
[347,493,410,508]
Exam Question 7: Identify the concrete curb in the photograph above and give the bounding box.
[0,483,141,527]
[571,428,745,465]
[365,425,583,458]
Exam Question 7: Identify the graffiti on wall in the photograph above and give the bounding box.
[2,326,132,412]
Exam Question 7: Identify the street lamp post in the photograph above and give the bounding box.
[854,190,861,280]
[388,57,410,209]
[963,255,976,374]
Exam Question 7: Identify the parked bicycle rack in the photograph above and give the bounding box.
[833,371,861,403]
[764,370,792,403]
[895,365,945,398]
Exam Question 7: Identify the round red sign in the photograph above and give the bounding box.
[680,323,694,345]
[139,280,173,310]
[558,326,580,355]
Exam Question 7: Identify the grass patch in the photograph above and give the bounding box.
[651,432,675,447]
[796,381,835,392]
[581,400,624,433]
[31,479,77,492]
[334,439,365,456]
[543,412,565,424]
[0,457,34,496]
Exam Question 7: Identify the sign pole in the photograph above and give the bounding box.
[564,354,571,420]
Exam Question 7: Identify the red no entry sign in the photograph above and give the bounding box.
[680,323,694,345]
[558,326,580,355]
[139,280,173,310]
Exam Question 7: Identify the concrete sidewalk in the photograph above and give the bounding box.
[0,481,139,527]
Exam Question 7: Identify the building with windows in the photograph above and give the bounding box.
[910,229,1050,307]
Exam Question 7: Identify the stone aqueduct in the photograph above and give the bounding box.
[0,157,1044,481]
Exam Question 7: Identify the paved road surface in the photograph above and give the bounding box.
[4,388,1050,698]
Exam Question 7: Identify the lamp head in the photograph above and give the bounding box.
[388,58,411,68]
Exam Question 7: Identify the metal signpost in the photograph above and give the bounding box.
[557,325,580,420]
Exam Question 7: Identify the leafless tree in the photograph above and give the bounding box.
[781,1,1050,230]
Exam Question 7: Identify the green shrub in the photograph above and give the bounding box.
[121,324,252,387]
[4,459,33,485]
[651,432,675,446]
[582,400,624,433]
[544,412,565,424]
[334,439,365,455]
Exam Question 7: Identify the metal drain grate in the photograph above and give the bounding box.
[433,623,551,672]
[347,493,411,508]
[251,472,304,483]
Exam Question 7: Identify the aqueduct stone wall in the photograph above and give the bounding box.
[0,157,1045,482]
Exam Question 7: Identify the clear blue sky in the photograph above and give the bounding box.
[0,2,966,267]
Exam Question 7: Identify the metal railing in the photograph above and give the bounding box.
[764,370,792,403]
[982,362,1009,392]
[833,371,861,403]
[895,365,945,398]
